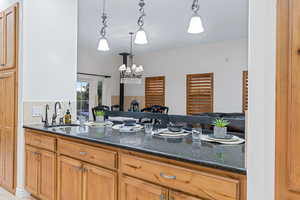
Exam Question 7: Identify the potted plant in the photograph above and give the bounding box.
[95,111,105,122]
[213,118,230,138]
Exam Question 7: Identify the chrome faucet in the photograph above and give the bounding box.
[42,104,50,127]
[52,101,62,125]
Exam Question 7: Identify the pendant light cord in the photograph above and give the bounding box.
[129,32,134,67]
[100,0,108,37]
[137,0,146,28]
[191,0,200,14]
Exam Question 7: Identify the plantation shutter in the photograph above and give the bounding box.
[243,71,248,112]
[186,73,214,115]
[145,76,165,107]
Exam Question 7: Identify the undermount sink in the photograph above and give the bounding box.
[46,124,80,128]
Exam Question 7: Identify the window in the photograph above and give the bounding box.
[243,71,248,112]
[145,76,165,107]
[186,73,214,115]
[76,76,104,120]
[77,81,90,121]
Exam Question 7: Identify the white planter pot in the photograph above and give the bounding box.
[214,126,227,138]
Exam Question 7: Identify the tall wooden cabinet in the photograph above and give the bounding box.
[0,3,18,193]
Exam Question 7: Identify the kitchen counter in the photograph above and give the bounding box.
[23,124,246,174]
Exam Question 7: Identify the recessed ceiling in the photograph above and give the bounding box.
[78,0,248,55]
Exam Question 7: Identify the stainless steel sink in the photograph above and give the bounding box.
[45,124,80,128]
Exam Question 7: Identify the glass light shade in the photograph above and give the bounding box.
[187,15,204,34]
[134,28,148,45]
[137,65,144,72]
[132,64,137,71]
[125,67,131,74]
[119,64,126,71]
[97,37,110,51]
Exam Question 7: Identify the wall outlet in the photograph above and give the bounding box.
[32,106,42,117]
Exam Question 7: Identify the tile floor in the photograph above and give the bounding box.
[0,188,35,200]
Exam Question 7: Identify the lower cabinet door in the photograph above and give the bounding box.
[120,175,168,200]
[39,149,56,200]
[0,127,14,191]
[25,145,39,196]
[170,191,204,200]
[57,156,83,200]
[82,163,117,200]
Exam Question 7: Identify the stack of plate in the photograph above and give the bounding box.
[152,129,191,138]
[201,134,245,145]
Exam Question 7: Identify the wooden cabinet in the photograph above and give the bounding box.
[0,12,4,66]
[0,2,19,194]
[25,145,56,200]
[57,156,82,200]
[170,191,204,200]
[25,129,246,200]
[57,155,117,200]
[120,175,167,200]
[120,154,239,200]
[83,163,117,200]
[0,71,16,192]
[25,146,39,196]
[0,4,17,70]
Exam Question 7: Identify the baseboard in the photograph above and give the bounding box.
[15,187,30,198]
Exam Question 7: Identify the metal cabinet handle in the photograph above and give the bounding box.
[160,194,165,200]
[73,166,83,171]
[79,151,87,156]
[160,173,176,180]
[0,64,5,66]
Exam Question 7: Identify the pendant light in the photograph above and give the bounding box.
[188,0,205,34]
[134,0,148,45]
[97,0,110,51]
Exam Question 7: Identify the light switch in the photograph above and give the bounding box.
[32,106,42,117]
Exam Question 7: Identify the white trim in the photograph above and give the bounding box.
[15,187,30,198]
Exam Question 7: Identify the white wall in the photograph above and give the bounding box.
[14,0,78,198]
[247,0,276,199]
[126,39,248,114]
[23,0,78,102]
[0,0,19,10]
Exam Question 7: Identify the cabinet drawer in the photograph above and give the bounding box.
[120,154,240,200]
[25,130,56,152]
[57,139,117,169]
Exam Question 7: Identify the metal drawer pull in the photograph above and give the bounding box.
[160,194,165,200]
[160,173,176,180]
[79,151,87,155]
[0,64,5,66]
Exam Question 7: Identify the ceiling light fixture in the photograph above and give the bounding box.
[97,0,110,51]
[188,0,205,34]
[134,0,148,45]
[119,32,144,84]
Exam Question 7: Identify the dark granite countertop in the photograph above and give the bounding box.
[23,124,246,175]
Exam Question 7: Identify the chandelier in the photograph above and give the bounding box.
[119,32,144,84]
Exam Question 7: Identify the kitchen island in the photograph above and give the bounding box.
[24,124,247,200]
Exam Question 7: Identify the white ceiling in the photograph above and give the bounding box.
[78,0,248,55]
